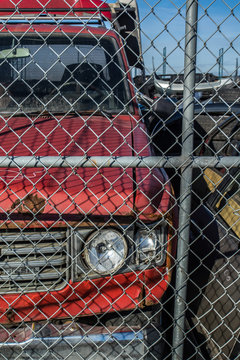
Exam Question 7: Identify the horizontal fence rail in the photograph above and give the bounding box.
[0,156,240,168]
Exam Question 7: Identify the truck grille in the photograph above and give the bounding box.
[0,231,69,293]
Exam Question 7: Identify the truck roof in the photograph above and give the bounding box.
[0,0,112,20]
[0,23,118,37]
[0,22,116,34]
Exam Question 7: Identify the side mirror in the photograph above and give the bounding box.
[109,0,143,69]
[152,98,176,120]
[146,98,176,133]
[0,48,30,59]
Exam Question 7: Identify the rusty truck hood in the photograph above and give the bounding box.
[0,114,171,226]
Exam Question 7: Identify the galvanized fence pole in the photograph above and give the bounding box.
[172,1,198,360]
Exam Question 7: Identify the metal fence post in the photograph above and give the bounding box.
[172,1,198,360]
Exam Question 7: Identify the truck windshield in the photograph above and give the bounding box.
[0,35,131,114]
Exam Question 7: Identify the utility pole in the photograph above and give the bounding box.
[163,46,167,76]
[235,58,239,80]
[218,48,224,78]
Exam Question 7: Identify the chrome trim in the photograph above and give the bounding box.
[1,244,63,256]
[154,76,234,94]
[0,256,65,268]
[0,321,145,346]
[1,330,144,347]
[0,231,69,292]
[0,321,164,360]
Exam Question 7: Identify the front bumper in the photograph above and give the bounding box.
[0,268,169,323]
[0,320,164,360]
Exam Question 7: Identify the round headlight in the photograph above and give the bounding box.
[84,229,127,275]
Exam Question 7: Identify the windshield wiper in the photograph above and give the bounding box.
[94,108,127,118]
[0,109,75,117]
[0,107,127,117]
[0,109,44,116]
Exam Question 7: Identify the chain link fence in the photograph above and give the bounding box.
[0,0,239,359]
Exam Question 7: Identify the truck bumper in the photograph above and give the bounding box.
[0,320,164,360]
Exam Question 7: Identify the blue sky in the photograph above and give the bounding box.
[137,0,240,76]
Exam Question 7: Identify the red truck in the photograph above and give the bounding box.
[0,0,177,358]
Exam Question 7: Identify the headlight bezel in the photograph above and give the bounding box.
[73,222,168,280]
[83,228,128,275]
[134,223,168,266]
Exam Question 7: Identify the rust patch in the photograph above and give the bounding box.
[145,296,157,307]
[0,219,135,230]
[11,194,46,214]
[138,285,145,308]
[6,309,15,323]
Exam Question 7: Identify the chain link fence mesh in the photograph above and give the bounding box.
[0,0,239,359]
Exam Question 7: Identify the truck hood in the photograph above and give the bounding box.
[0,114,170,226]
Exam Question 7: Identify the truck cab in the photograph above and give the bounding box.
[0,1,176,358]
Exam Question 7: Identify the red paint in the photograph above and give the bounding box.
[131,119,172,221]
[0,115,170,220]
[0,115,129,217]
